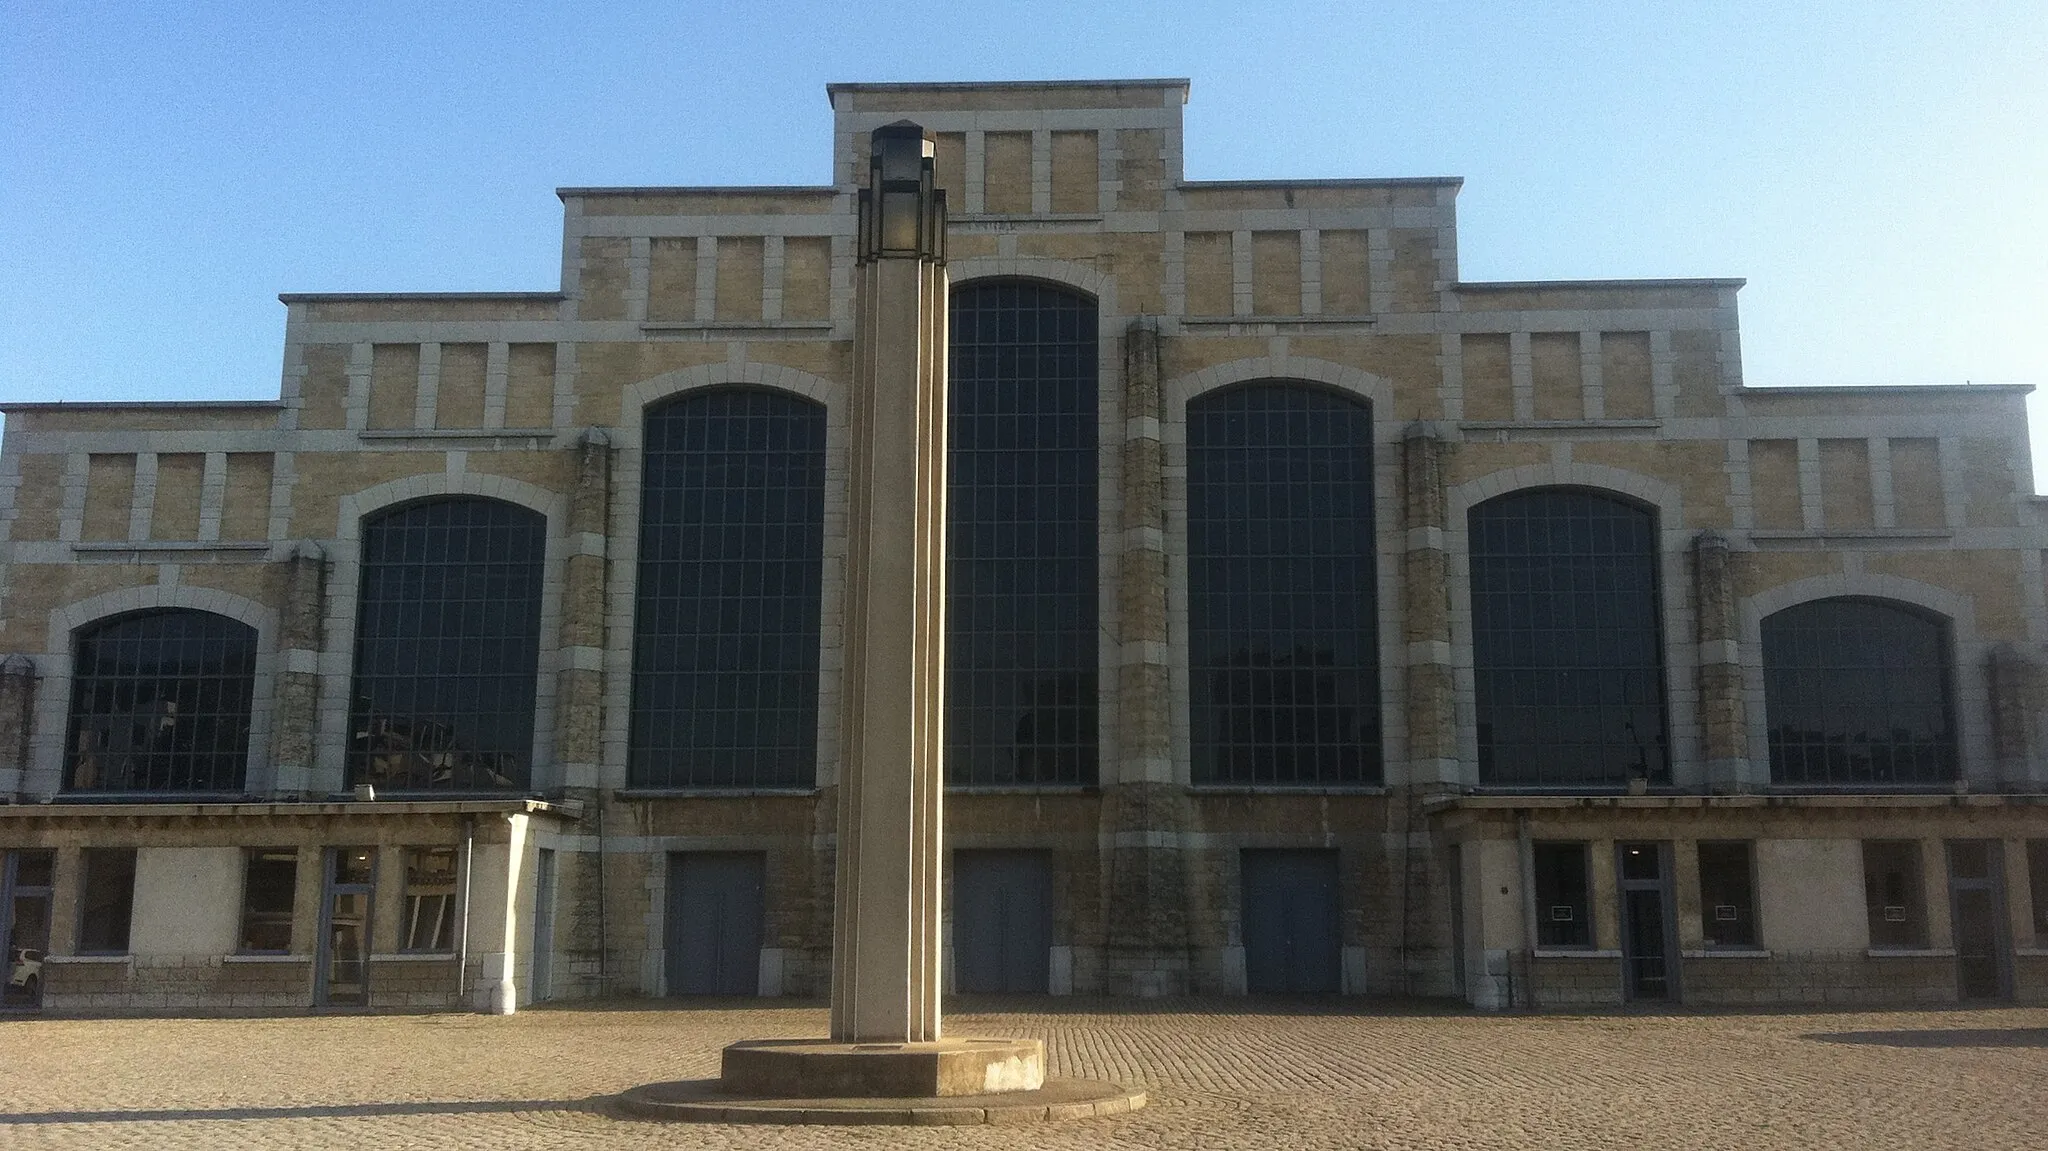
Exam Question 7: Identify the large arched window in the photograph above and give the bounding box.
[1187,383,1380,784]
[350,497,545,790]
[946,280,1098,786]
[1762,597,1957,786]
[630,388,826,788]
[66,609,257,793]
[1469,487,1668,786]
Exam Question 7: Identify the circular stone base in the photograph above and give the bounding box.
[615,1076,1146,1125]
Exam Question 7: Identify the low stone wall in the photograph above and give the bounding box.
[1530,953,1623,1010]
[1527,949,1965,1011]
[1681,950,1957,1008]
[42,954,312,1014]
[366,956,464,1010]
[39,953,490,1014]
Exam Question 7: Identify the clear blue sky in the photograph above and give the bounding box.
[5,1,2045,478]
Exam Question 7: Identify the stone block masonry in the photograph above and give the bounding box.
[0,77,2042,1022]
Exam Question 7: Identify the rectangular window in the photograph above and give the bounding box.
[239,848,298,953]
[402,847,458,952]
[1863,840,1926,948]
[77,848,138,954]
[1534,841,1592,947]
[1698,841,1758,948]
[2028,840,2048,941]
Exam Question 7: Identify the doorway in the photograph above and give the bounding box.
[665,852,764,996]
[952,850,1053,993]
[1947,840,2012,1001]
[1617,841,1678,1002]
[1240,849,1340,993]
[1,850,53,1011]
[317,847,375,1007]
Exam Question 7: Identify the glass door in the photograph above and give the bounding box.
[1947,841,2012,1001]
[2,851,54,1011]
[1617,842,1678,1002]
[317,847,375,1007]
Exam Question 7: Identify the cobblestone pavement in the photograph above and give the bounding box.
[2,1000,2044,1149]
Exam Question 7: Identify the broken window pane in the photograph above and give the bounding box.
[403,846,459,952]
[240,848,298,953]
[65,609,257,793]
[349,497,544,791]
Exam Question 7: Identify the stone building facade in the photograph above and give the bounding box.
[2,79,2045,1014]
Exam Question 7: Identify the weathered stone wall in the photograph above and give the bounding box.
[2,78,2043,1016]
[1682,952,1955,1008]
[1531,954,1624,1011]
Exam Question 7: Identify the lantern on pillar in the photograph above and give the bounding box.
[859,121,946,263]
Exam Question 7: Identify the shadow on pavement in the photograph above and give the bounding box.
[0,1097,612,1126]
[1803,1028,2048,1049]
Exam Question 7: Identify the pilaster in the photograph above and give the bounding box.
[1692,531,1749,790]
[271,543,326,797]
[1402,426,1456,785]
[0,655,35,798]
[1102,317,1190,996]
[555,431,610,793]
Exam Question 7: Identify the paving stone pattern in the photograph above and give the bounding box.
[2,1000,2044,1149]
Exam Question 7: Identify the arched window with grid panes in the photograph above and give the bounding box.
[1186,382,1381,785]
[946,280,1099,786]
[1762,597,1957,787]
[66,609,257,793]
[349,497,546,791]
[629,388,827,789]
[1468,487,1669,787]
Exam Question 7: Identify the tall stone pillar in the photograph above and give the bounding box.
[1102,317,1190,996]
[624,122,1137,1120]
[555,430,610,793]
[1398,427,1457,994]
[1692,531,1748,790]
[1402,426,1456,783]
[829,121,951,1044]
[271,542,326,796]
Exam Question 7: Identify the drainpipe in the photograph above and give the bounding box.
[595,791,608,996]
[456,816,476,1006]
[1516,811,1537,1010]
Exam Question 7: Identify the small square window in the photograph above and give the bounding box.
[239,849,298,953]
[77,848,137,954]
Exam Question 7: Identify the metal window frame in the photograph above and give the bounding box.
[627,387,828,790]
[1186,381,1382,786]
